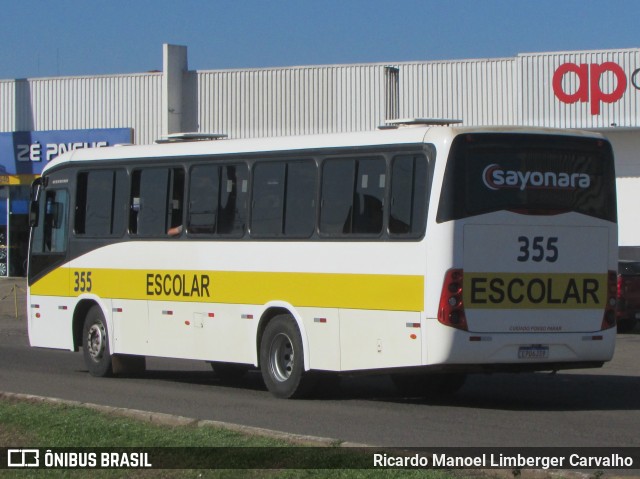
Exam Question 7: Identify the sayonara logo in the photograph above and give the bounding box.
[482,164,591,191]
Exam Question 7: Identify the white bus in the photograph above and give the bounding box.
[27,120,618,398]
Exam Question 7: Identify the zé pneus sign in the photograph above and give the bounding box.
[17,141,108,163]
[0,128,132,176]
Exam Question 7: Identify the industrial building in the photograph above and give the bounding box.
[1,44,638,275]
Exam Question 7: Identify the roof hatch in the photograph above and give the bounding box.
[155,132,228,144]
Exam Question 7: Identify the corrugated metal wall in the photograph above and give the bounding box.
[196,64,390,139]
[0,81,17,131]
[195,56,518,137]
[1,48,638,143]
[0,73,162,145]
[398,58,516,126]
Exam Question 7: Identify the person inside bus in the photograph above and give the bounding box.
[167,224,183,236]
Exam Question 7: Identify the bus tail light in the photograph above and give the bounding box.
[601,270,617,330]
[616,274,626,319]
[438,269,468,331]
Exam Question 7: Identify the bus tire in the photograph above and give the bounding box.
[82,305,113,377]
[259,314,315,399]
[391,372,466,398]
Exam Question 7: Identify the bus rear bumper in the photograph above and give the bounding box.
[424,324,616,372]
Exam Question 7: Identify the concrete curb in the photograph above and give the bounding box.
[0,390,343,446]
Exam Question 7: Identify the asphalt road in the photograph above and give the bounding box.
[1,278,640,448]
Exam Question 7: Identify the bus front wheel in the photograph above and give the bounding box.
[82,305,113,377]
[259,315,315,399]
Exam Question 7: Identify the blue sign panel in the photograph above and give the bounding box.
[0,128,132,176]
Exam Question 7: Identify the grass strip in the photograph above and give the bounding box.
[0,396,466,479]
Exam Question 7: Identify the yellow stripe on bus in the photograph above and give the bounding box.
[30,268,425,312]
[464,272,608,309]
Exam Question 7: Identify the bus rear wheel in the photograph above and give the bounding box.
[259,314,315,399]
[82,305,113,377]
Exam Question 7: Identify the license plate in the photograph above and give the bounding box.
[518,345,549,360]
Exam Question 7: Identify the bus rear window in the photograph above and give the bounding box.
[436,133,616,223]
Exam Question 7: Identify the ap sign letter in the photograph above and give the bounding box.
[553,62,627,115]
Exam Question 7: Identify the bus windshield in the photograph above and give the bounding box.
[436,133,617,223]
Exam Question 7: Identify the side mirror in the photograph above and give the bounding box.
[29,200,39,227]
[29,179,42,228]
[30,178,42,201]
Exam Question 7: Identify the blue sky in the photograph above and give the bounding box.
[0,0,638,79]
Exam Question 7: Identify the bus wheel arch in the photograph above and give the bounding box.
[73,299,106,352]
[256,304,310,371]
[256,306,314,398]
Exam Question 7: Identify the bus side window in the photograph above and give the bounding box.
[320,158,385,236]
[130,168,184,237]
[284,161,317,237]
[219,164,248,236]
[188,164,220,234]
[251,162,286,236]
[250,160,317,238]
[168,168,185,236]
[353,159,385,234]
[33,189,69,254]
[75,170,127,237]
[187,163,248,237]
[320,159,356,235]
[389,154,428,237]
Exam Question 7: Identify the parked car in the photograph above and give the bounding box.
[617,260,640,332]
